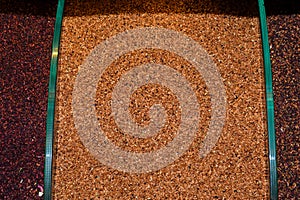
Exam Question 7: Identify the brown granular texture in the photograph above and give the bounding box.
[267,14,300,199]
[0,1,56,199]
[95,49,209,153]
[53,1,269,199]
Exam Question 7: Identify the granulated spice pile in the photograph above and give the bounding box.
[53,0,269,199]
[267,13,300,200]
[0,1,56,199]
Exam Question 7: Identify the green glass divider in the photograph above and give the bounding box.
[258,0,278,199]
[44,0,65,199]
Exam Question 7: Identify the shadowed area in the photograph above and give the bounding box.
[1,0,299,17]
[1,0,260,16]
[265,0,300,15]
[0,0,57,16]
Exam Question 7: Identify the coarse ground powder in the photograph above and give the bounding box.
[53,1,269,199]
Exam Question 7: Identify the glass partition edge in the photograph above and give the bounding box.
[44,0,65,199]
[257,0,278,199]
